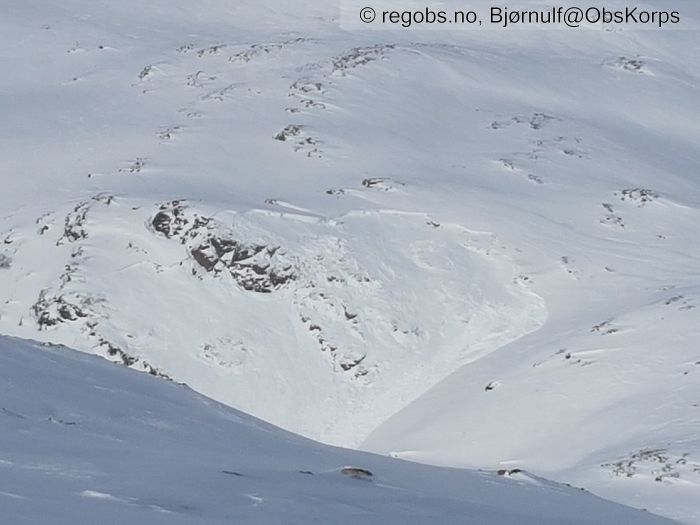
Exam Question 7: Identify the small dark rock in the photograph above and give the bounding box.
[341,467,373,480]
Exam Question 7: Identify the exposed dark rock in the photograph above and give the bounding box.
[341,467,373,480]
[612,57,645,72]
[617,188,659,206]
[332,45,395,74]
[189,235,294,293]
[362,178,384,188]
[57,202,90,245]
[340,355,366,372]
[274,125,302,142]
[151,202,295,293]
[529,113,555,130]
[97,338,169,379]
[32,290,89,329]
[602,448,697,483]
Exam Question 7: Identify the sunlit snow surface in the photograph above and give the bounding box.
[0,0,699,523]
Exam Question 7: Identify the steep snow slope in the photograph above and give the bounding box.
[364,295,700,522]
[1,0,699,523]
[0,0,551,445]
[0,335,677,524]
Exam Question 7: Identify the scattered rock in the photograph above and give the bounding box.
[340,355,366,372]
[497,469,522,476]
[48,417,77,426]
[591,320,619,335]
[228,39,305,63]
[602,448,699,483]
[332,45,395,75]
[361,178,403,191]
[197,44,227,57]
[490,112,557,130]
[274,125,302,142]
[176,43,195,54]
[616,188,659,206]
[138,65,152,80]
[273,125,321,157]
[158,126,182,140]
[189,236,294,293]
[529,113,555,130]
[290,79,323,94]
[57,202,90,245]
[119,158,147,174]
[600,203,625,228]
[607,57,646,73]
[32,289,90,329]
[341,467,373,481]
[151,202,295,294]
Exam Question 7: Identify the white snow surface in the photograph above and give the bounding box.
[0,335,678,524]
[0,0,699,523]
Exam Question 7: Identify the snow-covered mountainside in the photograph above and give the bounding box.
[1,0,699,523]
[0,335,679,524]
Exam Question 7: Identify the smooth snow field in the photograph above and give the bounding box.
[0,335,678,524]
